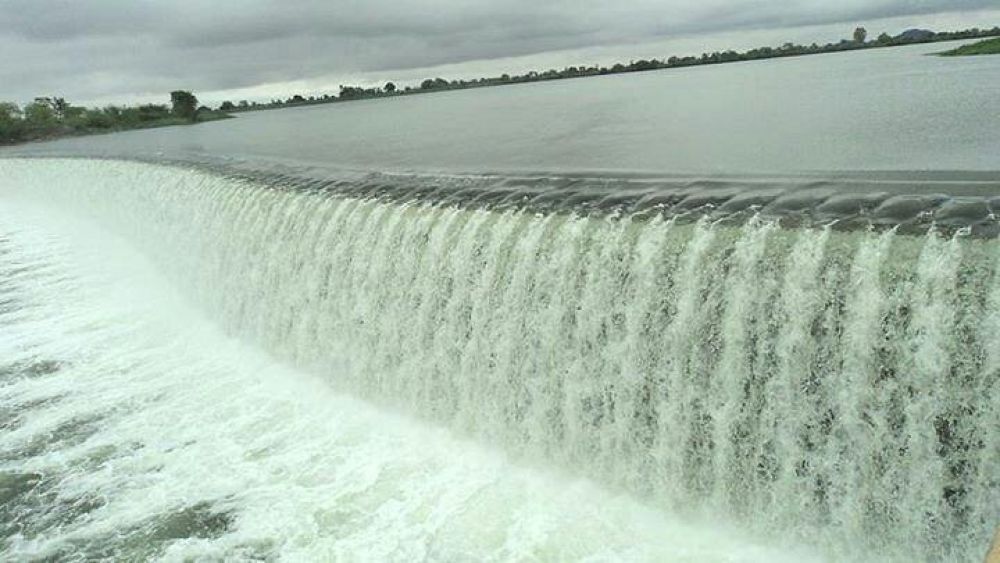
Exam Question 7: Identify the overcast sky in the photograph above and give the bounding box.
[1,1,997,106]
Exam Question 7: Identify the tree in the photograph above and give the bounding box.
[384,82,396,93]
[853,27,868,44]
[137,104,171,122]
[0,102,22,123]
[170,90,198,121]
[52,97,70,119]
[219,100,236,111]
[877,32,892,45]
[0,102,23,142]
[24,100,57,125]
[82,108,114,129]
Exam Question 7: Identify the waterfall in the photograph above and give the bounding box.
[2,158,998,561]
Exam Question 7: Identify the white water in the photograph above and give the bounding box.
[1,158,998,561]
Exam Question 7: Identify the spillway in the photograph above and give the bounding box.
[1,158,999,561]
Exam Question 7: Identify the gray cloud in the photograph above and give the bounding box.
[0,0,996,104]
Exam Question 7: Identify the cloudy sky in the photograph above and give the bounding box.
[1,0,997,106]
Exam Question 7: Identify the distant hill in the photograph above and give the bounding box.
[898,29,935,42]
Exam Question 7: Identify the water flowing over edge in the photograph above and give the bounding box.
[1,202,792,562]
[8,153,1000,236]
[1,157,999,561]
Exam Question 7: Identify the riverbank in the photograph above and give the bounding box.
[938,37,1000,55]
[223,26,1000,114]
[0,111,232,147]
[0,91,232,147]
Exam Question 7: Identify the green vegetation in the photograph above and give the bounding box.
[0,91,230,146]
[937,37,1000,56]
[221,25,999,113]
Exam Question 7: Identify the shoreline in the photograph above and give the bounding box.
[2,29,996,148]
[0,112,232,149]
[224,28,1000,114]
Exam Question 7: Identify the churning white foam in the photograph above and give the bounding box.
[0,170,816,561]
[2,158,998,561]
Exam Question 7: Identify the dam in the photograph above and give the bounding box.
[1,157,999,561]
[3,39,1000,562]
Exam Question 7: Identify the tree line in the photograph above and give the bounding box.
[0,90,228,145]
[220,25,1000,112]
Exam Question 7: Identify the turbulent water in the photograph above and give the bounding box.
[2,158,999,561]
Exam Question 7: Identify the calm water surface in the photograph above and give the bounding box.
[8,40,1000,174]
